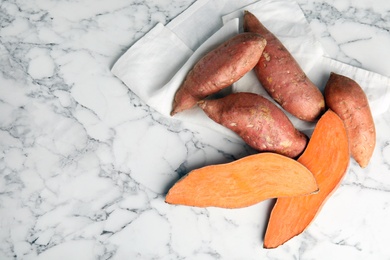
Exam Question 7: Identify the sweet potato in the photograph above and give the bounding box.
[324,72,376,168]
[243,11,325,122]
[198,92,308,158]
[170,32,267,115]
[263,110,350,248]
[165,152,318,208]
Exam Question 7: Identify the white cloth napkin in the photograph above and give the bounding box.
[111,0,390,140]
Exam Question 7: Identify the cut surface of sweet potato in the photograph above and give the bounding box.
[263,110,350,248]
[165,152,318,209]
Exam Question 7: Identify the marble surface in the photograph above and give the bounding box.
[1,0,390,259]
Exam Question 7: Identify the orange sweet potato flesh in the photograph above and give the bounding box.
[325,72,376,168]
[165,152,318,208]
[243,11,325,122]
[171,32,267,115]
[198,92,308,158]
[263,110,350,248]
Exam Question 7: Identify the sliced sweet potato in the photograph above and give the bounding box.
[171,32,267,115]
[198,92,308,158]
[263,110,350,248]
[165,152,318,208]
[243,11,325,122]
[324,72,376,168]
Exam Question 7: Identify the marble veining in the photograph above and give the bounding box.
[1,0,390,259]
[299,0,390,77]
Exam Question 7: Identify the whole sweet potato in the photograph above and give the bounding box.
[198,92,308,158]
[243,11,325,122]
[324,72,376,168]
[171,33,267,115]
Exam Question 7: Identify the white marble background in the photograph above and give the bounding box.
[1,0,390,259]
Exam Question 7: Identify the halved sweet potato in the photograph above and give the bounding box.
[166,152,318,208]
[264,110,350,248]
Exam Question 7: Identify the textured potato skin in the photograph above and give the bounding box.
[171,33,267,115]
[198,92,308,158]
[243,11,324,122]
[324,72,376,168]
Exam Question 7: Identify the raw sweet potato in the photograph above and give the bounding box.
[324,72,376,168]
[243,11,325,122]
[198,92,308,158]
[171,32,267,115]
[263,110,350,248]
[165,152,318,208]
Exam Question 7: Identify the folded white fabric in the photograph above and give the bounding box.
[111,0,390,140]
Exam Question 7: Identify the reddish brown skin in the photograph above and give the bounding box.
[198,92,308,158]
[243,11,325,122]
[171,32,267,115]
[324,72,376,168]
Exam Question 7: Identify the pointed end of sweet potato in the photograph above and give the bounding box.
[243,10,253,16]
[170,110,177,116]
[263,238,289,249]
[197,100,206,108]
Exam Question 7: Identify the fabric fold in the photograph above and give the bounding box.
[111,23,193,103]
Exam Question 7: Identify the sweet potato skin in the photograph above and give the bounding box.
[198,92,308,158]
[324,72,376,168]
[171,33,267,115]
[243,11,325,122]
